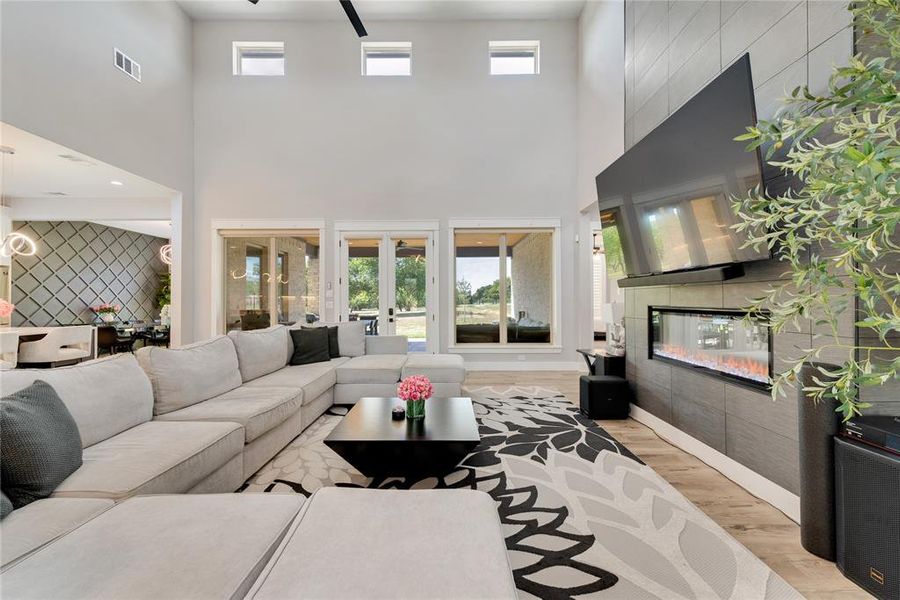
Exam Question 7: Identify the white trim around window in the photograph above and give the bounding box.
[447,218,561,353]
[210,219,326,336]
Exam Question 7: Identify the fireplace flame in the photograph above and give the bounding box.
[655,343,769,384]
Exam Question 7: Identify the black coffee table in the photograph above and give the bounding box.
[324,397,481,477]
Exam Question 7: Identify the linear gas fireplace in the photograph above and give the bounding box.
[648,306,772,390]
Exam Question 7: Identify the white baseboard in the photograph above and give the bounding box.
[463,360,585,372]
[629,405,801,524]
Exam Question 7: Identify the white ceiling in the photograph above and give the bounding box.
[177,0,586,22]
[89,220,173,238]
[0,123,177,200]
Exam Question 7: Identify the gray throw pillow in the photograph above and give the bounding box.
[1,491,12,519]
[1,380,83,509]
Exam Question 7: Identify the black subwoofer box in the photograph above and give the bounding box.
[835,436,900,600]
[579,375,630,419]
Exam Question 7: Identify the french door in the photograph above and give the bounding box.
[338,231,436,353]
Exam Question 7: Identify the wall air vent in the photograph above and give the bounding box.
[57,154,96,166]
[114,48,141,82]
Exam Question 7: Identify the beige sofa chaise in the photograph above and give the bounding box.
[1,489,516,600]
[0,324,488,598]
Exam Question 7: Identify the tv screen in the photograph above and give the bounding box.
[596,54,768,278]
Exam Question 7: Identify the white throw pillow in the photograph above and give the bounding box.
[228,326,290,382]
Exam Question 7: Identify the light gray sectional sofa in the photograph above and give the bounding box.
[0,325,505,599]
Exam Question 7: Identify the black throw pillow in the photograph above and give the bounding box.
[290,327,331,365]
[304,326,340,358]
[1,380,83,509]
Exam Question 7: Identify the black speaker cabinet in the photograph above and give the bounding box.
[835,436,900,600]
[579,375,630,419]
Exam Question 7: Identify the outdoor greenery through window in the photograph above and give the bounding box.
[454,230,553,345]
[223,232,320,331]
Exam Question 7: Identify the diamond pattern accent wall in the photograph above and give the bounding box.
[11,221,168,327]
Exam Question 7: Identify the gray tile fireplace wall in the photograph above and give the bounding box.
[622,1,874,495]
[10,221,168,327]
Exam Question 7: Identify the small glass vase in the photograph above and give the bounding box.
[100,313,117,324]
[406,398,426,420]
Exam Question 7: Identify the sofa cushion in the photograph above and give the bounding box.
[1,497,114,569]
[228,326,291,383]
[401,354,466,384]
[136,336,243,415]
[155,386,301,443]
[1,381,83,509]
[0,494,305,600]
[245,358,347,406]
[365,335,409,355]
[289,328,331,366]
[336,354,407,384]
[51,421,244,501]
[246,488,518,600]
[301,321,365,357]
[0,354,152,448]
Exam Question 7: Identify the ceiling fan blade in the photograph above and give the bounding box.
[247,0,259,4]
[339,0,368,37]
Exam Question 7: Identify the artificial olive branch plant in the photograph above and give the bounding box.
[731,0,899,420]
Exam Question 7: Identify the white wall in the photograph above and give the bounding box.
[575,0,625,351]
[193,18,579,366]
[0,0,195,343]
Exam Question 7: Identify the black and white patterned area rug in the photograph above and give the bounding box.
[242,386,801,600]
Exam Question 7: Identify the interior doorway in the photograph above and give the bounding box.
[337,228,437,354]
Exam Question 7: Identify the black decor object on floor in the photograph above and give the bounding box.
[798,362,841,561]
[835,435,900,600]
[579,375,631,419]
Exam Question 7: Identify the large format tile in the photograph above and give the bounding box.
[673,368,726,412]
[669,31,721,111]
[744,2,807,87]
[668,0,710,44]
[633,81,669,143]
[673,395,727,452]
[808,0,853,48]
[726,414,800,494]
[721,0,802,66]
[669,282,723,308]
[753,56,808,120]
[634,48,669,112]
[808,27,853,96]
[635,379,673,423]
[668,0,720,74]
[725,383,798,441]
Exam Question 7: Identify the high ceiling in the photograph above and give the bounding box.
[0,123,176,200]
[177,0,586,22]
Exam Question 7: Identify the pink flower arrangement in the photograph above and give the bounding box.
[0,299,15,319]
[92,303,121,314]
[397,375,433,402]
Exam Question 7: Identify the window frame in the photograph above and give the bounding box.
[232,41,285,76]
[210,220,326,336]
[361,41,413,77]
[489,40,540,76]
[448,219,561,352]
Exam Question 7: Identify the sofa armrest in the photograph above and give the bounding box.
[364,335,408,355]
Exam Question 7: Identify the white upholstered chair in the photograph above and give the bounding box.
[0,331,19,370]
[17,326,94,367]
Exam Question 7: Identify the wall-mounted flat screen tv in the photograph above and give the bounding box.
[596,54,768,278]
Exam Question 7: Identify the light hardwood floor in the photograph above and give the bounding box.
[464,370,871,600]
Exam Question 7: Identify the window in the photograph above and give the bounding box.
[233,42,284,76]
[223,232,320,331]
[453,228,555,345]
[489,41,539,75]
[362,42,412,76]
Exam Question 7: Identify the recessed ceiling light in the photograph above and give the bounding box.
[110,180,124,186]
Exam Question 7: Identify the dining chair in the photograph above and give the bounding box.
[0,331,19,370]
[17,325,94,367]
[96,325,134,355]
